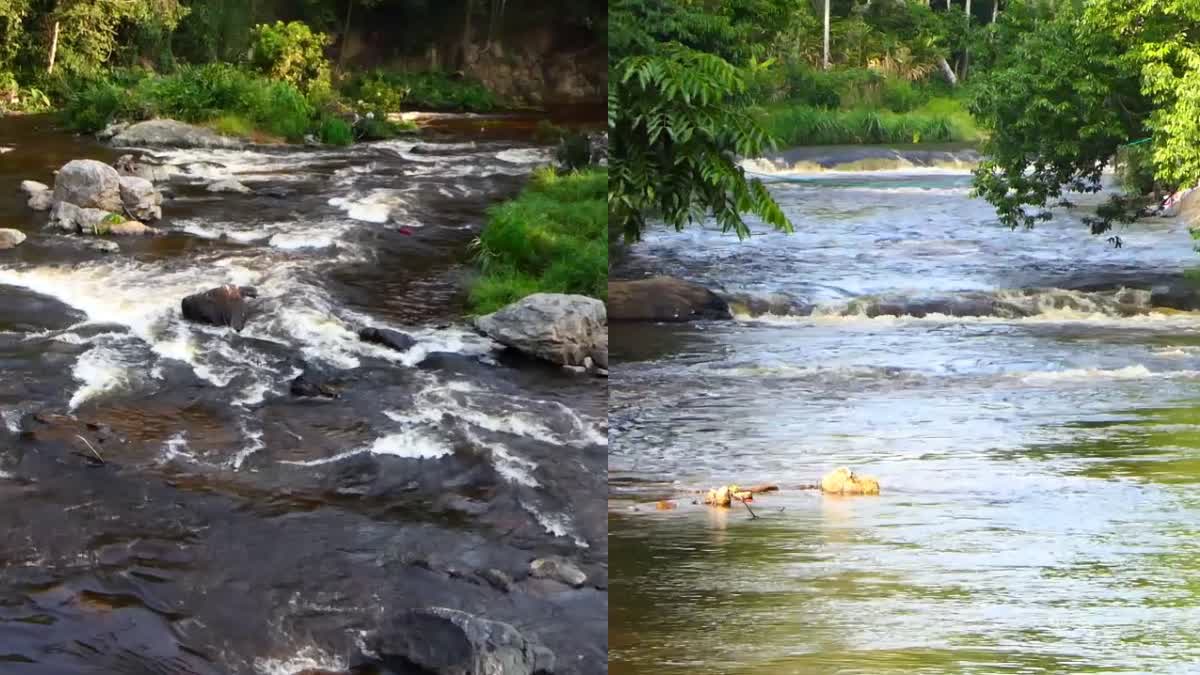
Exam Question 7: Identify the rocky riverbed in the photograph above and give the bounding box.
[0,113,606,674]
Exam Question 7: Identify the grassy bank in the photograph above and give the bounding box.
[59,64,416,144]
[469,167,607,315]
[758,97,981,147]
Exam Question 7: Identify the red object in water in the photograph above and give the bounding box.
[398,227,413,236]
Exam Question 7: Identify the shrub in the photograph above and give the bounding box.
[343,70,499,113]
[62,79,134,132]
[249,21,332,100]
[318,116,353,145]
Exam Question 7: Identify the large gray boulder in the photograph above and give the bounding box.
[118,175,162,221]
[369,607,555,675]
[475,293,606,367]
[0,228,26,250]
[111,119,242,149]
[52,159,123,212]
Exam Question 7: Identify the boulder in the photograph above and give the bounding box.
[820,467,881,496]
[118,175,162,221]
[49,203,118,234]
[111,119,243,149]
[608,277,732,322]
[530,556,587,588]
[0,228,26,250]
[360,327,417,353]
[27,190,52,211]
[369,607,555,675]
[0,285,87,332]
[52,159,124,212]
[206,179,251,194]
[181,285,256,331]
[19,180,48,196]
[475,293,606,367]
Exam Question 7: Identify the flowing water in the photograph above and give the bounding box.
[610,152,1200,673]
[0,113,607,674]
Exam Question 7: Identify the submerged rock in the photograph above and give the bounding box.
[290,372,340,399]
[0,228,26,250]
[820,467,881,496]
[53,159,124,212]
[608,277,732,322]
[111,119,243,149]
[475,293,607,367]
[369,607,555,675]
[206,179,251,194]
[118,175,163,221]
[181,285,255,331]
[360,327,417,353]
[530,556,587,588]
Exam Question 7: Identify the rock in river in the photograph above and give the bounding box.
[608,276,732,322]
[181,285,256,331]
[360,327,417,353]
[475,293,607,367]
[206,179,252,194]
[369,607,555,675]
[0,228,26,250]
[20,180,52,210]
[118,175,163,221]
[111,119,243,149]
[52,159,124,212]
[530,556,588,588]
[0,285,86,332]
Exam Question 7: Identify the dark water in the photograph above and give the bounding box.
[610,163,1200,673]
[0,114,606,674]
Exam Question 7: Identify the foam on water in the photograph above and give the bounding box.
[252,646,346,675]
[1017,365,1200,383]
[68,343,139,410]
[328,189,403,223]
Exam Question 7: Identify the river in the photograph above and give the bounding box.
[0,113,607,674]
[609,148,1200,673]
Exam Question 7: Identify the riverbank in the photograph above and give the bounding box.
[756,97,982,147]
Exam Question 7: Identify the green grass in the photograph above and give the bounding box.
[758,97,982,147]
[60,64,318,142]
[469,167,607,315]
[317,115,353,145]
[344,69,501,113]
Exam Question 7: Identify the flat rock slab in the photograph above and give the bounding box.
[111,119,243,149]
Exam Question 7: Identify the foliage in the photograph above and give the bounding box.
[318,115,353,145]
[61,64,314,141]
[343,70,499,113]
[610,0,808,66]
[469,167,607,315]
[249,21,332,100]
[609,45,791,241]
[968,4,1150,233]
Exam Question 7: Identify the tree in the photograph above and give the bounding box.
[970,0,1200,234]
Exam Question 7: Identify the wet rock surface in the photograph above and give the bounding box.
[181,285,254,330]
[0,112,606,675]
[475,294,607,366]
[111,119,244,149]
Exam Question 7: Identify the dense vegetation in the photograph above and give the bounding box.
[970,1,1200,235]
[0,1,605,141]
[470,167,607,315]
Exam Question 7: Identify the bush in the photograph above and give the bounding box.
[469,167,607,314]
[249,21,332,100]
[318,116,353,145]
[343,70,499,113]
[60,64,315,141]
